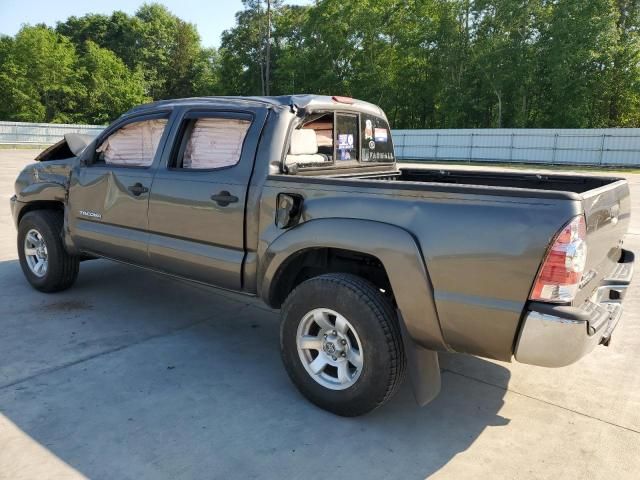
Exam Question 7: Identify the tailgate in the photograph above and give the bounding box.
[575,178,632,305]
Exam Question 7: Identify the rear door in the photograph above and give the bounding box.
[146,108,267,290]
[68,111,172,265]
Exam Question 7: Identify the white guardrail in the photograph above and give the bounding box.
[2,121,640,166]
[393,128,640,167]
[0,121,104,145]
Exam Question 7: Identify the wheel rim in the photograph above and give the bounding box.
[296,308,364,390]
[24,228,48,278]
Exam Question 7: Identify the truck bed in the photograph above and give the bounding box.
[272,164,630,359]
[340,167,631,308]
[396,168,621,194]
[310,166,626,199]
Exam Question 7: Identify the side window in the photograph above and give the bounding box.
[96,118,168,167]
[335,113,359,162]
[175,117,251,170]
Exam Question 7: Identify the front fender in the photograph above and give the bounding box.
[17,181,67,203]
[259,218,449,352]
[12,181,68,227]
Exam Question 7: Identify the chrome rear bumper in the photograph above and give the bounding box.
[515,249,633,367]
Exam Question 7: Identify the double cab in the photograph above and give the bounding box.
[11,95,634,416]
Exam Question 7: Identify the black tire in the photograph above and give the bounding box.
[17,210,79,293]
[280,273,406,416]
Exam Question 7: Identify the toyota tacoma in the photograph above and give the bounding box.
[10,95,634,416]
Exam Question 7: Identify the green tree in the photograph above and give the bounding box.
[218,0,277,96]
[608,0,640,126]
[0,25,81,123]
[57,3,220,100]
[77,41,149,124]
[56,11,142,69]
[4,0,640,128]
[536,0,619,127]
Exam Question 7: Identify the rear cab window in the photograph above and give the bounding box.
[285,110,394,172]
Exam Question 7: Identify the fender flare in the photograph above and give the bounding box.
[14,182,67,225]
[259,218,447,406]
[13,182,80,253]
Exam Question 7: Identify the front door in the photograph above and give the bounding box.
[68,112,172,265]
[146,108,266,290]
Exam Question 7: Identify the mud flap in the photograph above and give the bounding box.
[398,311,442,406]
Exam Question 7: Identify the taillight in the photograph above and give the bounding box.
[530,215,588,303]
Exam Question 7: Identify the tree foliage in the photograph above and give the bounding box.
[1,1,640,127]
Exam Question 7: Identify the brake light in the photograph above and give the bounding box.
[530,215,588,303]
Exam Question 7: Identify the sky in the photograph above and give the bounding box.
[0,0,310,48]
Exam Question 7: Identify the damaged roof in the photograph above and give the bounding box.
[124,95,386,118]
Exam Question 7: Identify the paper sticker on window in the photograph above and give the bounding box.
[338,134,354,160]
[364,120,373,140]
[374,128,388,143]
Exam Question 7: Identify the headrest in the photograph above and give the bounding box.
[289,129,318,155]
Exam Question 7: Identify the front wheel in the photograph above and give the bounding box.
[280,273,406,416]
[17,210,79,293]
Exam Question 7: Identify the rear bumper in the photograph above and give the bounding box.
[515,249,634,367]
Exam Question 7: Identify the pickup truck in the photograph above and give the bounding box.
[10,95,634,416]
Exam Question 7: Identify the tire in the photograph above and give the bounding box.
[17,210,79,293]
[280,273,406,416]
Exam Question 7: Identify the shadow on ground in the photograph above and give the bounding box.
[0,258,511,479]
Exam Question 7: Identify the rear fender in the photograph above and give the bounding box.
[259,218,447,405]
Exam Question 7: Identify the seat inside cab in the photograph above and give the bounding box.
[285,129,329,167]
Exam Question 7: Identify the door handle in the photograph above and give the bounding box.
[210,191,239,207]
[128,182,149,196]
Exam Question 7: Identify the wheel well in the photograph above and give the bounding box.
[18,201,64,224]
[268,248,394,308]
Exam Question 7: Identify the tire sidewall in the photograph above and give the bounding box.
[18,212,62,290]
[281,275,396,414]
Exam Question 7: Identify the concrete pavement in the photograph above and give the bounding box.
[0,150,639,479]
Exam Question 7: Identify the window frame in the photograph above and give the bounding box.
[167,110,255,173]
[333,112,361,166]
[88,111,172,170]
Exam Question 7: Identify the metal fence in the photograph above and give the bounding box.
[3,121,640,167]
[392,128,640,167]
[0,121,104,145]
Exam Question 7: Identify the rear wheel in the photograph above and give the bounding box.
[280,273,406,416]
[18,210,79,292]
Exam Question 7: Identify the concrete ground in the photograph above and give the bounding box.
[0,150,639,480]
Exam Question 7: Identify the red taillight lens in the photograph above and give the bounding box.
[530,215,588,303]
